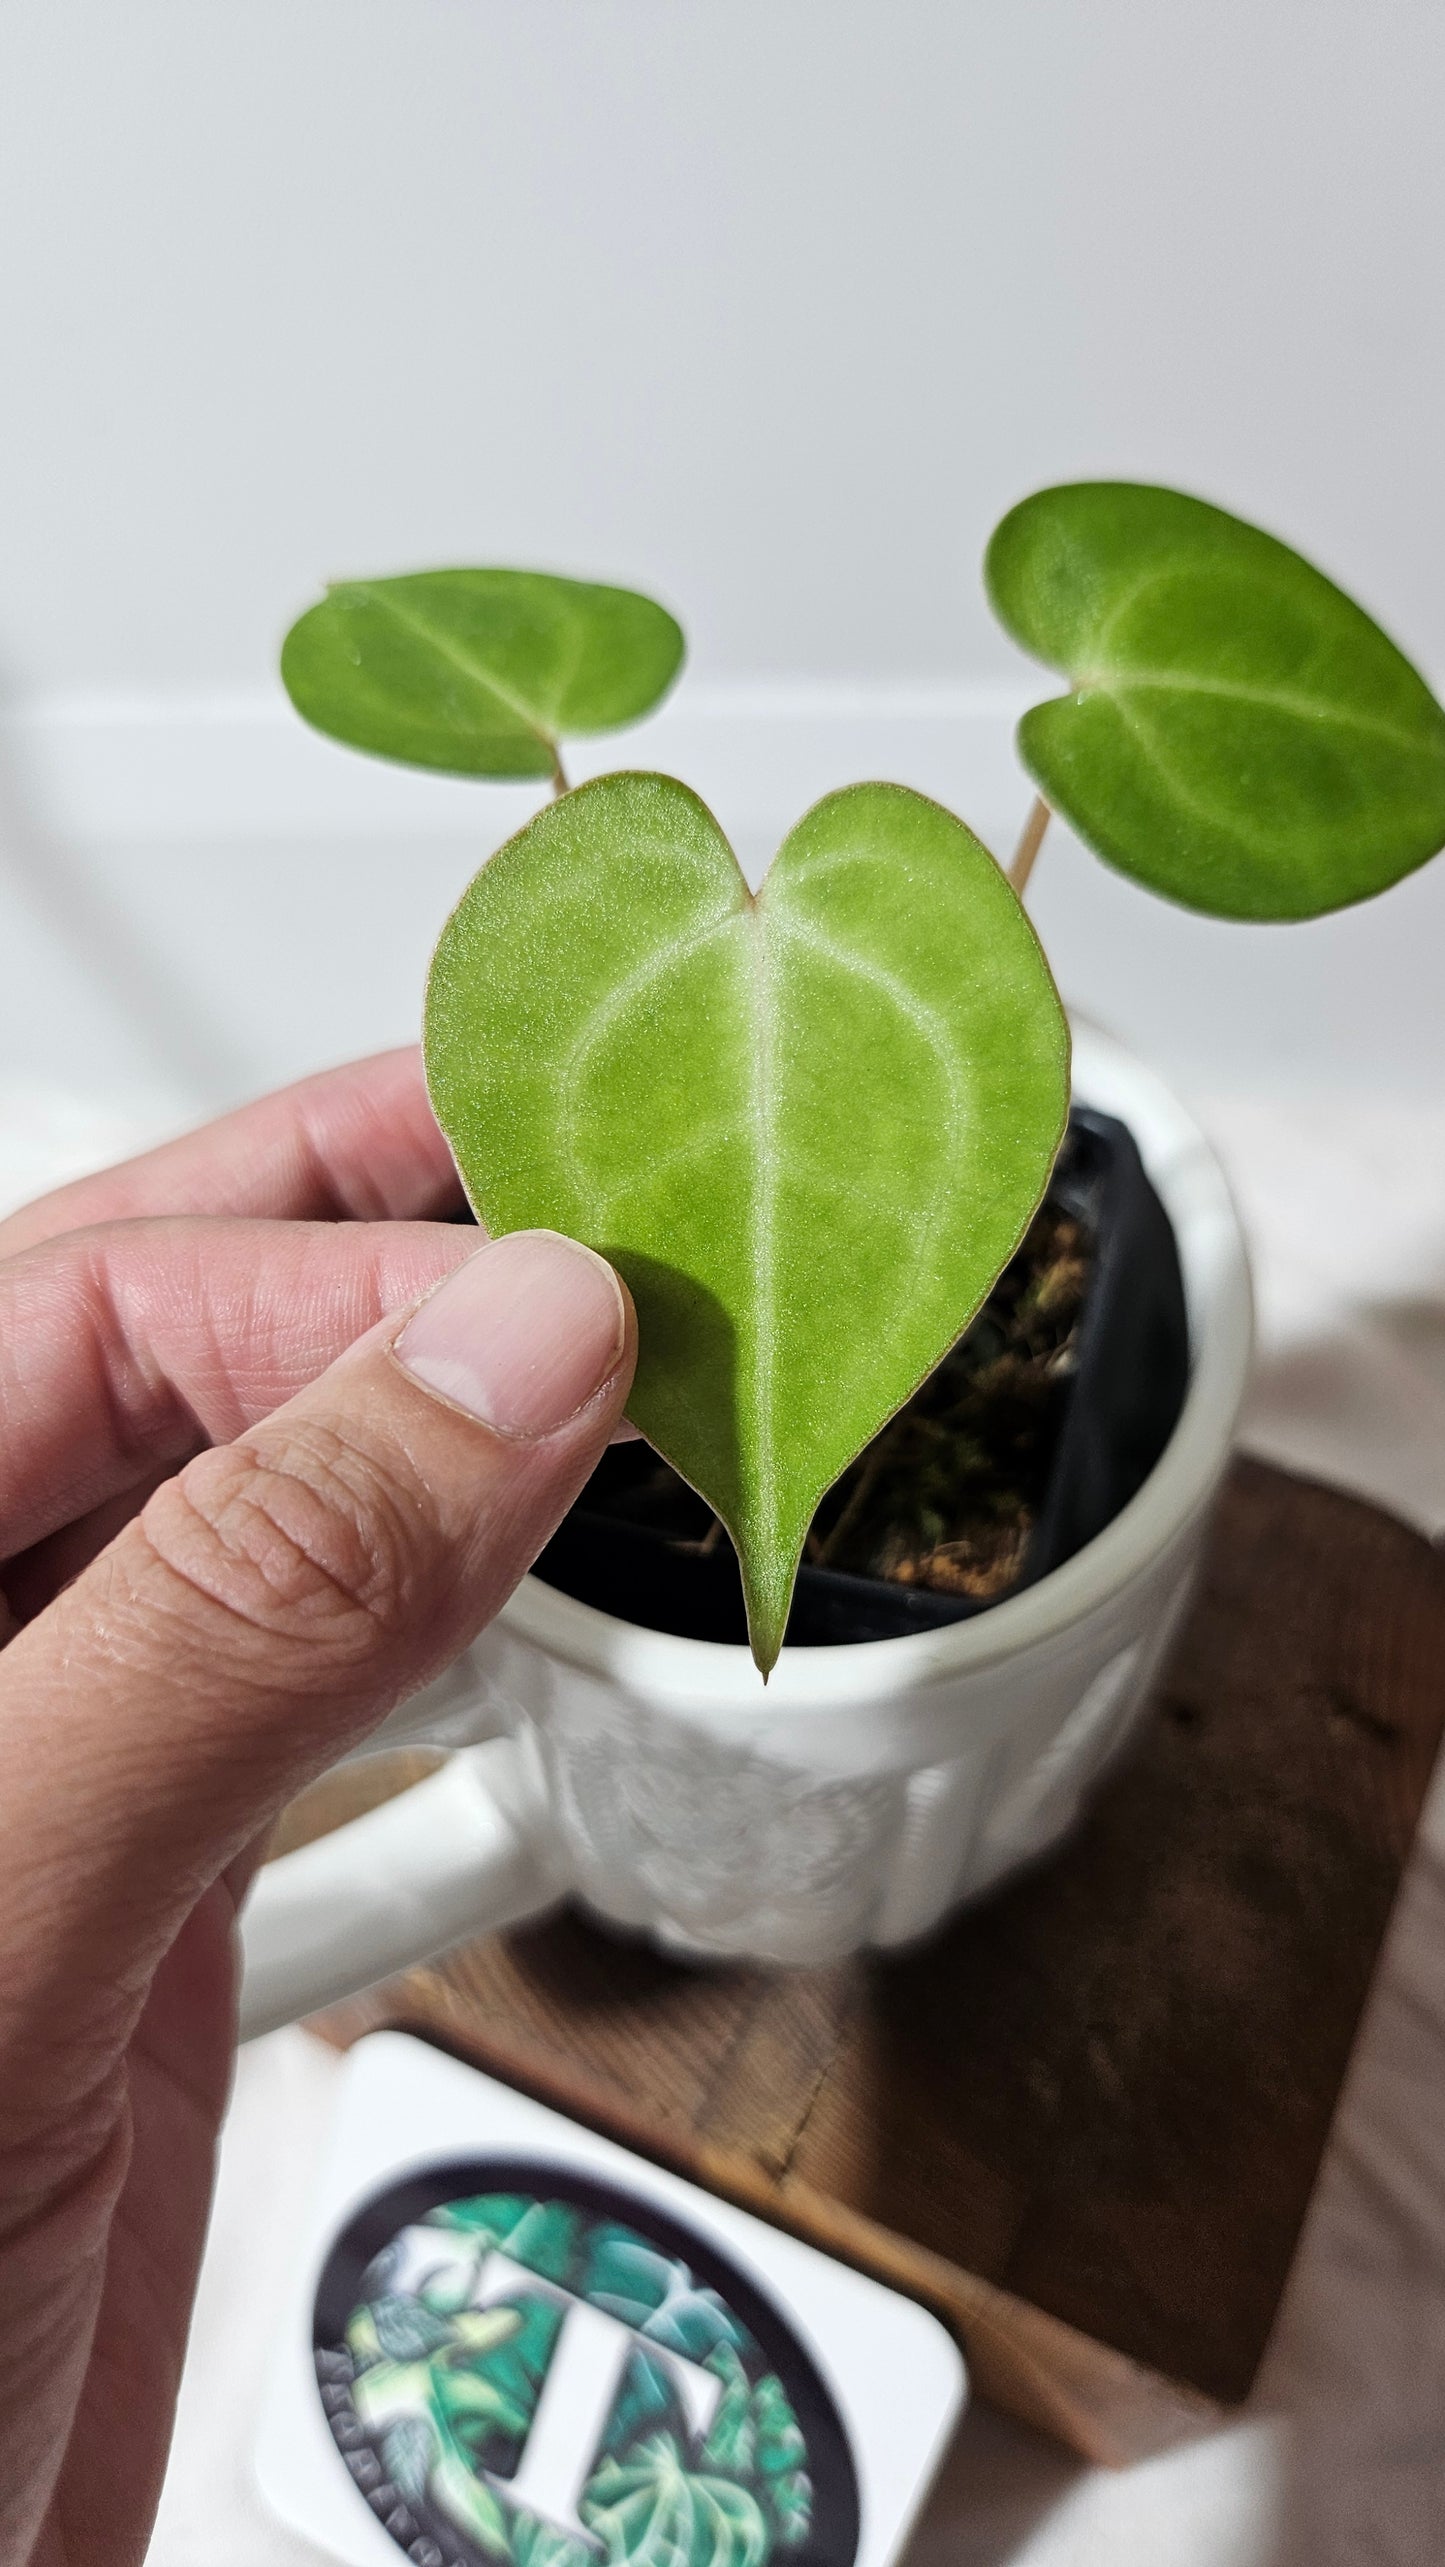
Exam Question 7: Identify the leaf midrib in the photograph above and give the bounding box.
[1080,665,1436,756]
[745,897,779,1557]
[348,581,556,747]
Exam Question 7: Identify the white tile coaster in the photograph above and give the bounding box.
[254,2031,966,2567]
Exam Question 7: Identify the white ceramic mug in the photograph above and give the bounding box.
[239,1026,1252,2037]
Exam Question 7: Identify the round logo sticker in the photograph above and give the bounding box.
[313,2157,861,2567]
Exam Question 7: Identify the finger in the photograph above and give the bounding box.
[6,1463,178,1627]
[0,1047,463,1259]
[0,1217,477,1567]
[0,1231,634,2101]
[4,1879,239,2567]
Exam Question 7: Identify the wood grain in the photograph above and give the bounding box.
[300,1460,1445,2464]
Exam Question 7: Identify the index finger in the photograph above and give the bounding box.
[0,1048,464,1259]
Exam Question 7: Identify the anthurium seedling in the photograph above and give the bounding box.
[987,482,1445,918]
[280,567,683,792]
[281,565,1067,1672]
[281,493,1441,1671]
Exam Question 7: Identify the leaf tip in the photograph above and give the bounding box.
[742,1553,799,1680]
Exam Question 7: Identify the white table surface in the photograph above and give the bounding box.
[5,1078,1443,2564]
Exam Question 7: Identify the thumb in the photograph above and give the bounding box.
[0,1228,634,2048]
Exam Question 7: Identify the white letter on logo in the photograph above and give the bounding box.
[472,2251,723,2544]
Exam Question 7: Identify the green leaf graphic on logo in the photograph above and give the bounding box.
[431,2450,512,2556]
[512,2522,592,2567]
[381,2414,436,2508]
[425,772,1069,1670]
[986,480,1445,919]
[281,569,683,781]
[430,2194,537,2245]
[582,2227,741,2362]
[371,2293,455,2360]
[582,2433,770,2567]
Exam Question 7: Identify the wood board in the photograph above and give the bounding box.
[295,1459,1445,2465]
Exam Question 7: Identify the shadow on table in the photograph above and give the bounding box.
[902,1755,1445,2565]
[1249,1830,1445,2567]
[902,2403,1080,2565]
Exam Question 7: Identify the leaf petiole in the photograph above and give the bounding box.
[1009,795,1051,898]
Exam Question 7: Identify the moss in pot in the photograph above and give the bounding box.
[281,491,1445,1676]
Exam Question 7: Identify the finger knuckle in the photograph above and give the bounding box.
[139,1423,428,1671]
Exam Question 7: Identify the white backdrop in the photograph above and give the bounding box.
[2,0,1445,1112]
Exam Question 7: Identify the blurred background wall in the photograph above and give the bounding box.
[2,0,1443,1118]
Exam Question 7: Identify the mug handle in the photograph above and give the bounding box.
[237,1736,562,2041]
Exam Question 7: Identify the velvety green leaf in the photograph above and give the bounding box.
[425,773,1069,1672]
[281,568,684,780]
[986,481,1445,919]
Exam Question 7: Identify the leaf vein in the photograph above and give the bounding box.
[1098,668,1433,755]
[558,908,738,1196]
[770,908,964,1395]
[349,583,551,743]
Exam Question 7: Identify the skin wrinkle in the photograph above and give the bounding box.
[142,1427,425,1652]
[1,1315,627,1954]
[87,1246,200,1483]
[0,2073,132,2247]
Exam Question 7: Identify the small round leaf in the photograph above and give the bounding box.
[986,482,1445,919]
[281,568,684,779]
[425,772,1069,1673]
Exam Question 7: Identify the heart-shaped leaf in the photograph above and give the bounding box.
[986,482,1445,919]
[425,773,1069,1671]
[281,569,683,782]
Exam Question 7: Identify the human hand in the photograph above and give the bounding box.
[0,1049,635,2567]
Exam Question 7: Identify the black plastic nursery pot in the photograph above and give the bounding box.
[532,1107,1191,1650]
